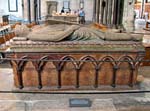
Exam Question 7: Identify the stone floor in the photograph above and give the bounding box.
[0,62,150,111]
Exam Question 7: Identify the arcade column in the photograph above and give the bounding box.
[23,0,39,23]
[22,0,29,22]
[122,0,135,32]
[30,0,35,22]
[94,0,124,28]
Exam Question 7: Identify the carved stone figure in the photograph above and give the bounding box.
[27,24,143,42]
[14,24,31,37]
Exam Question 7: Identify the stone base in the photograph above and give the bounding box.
[5,38,145,90]
[6,50,144,90]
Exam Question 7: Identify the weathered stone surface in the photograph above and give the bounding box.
[32,99,116,111]
[0,100,25,111]
[14,24,31,37]
[92,99,116,111]
[0,68,13,91]
[28,25,79,42]
[70,108,92,111]
[114,96,150,111]
[139,66,150,78]
[32,100,68,111]
[27,24,143,42]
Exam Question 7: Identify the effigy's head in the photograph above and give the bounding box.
[13,24,31,37]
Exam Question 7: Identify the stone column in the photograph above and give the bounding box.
[38,0,41,20]
[40,0,46,21]
[30,0,34,22]
[93,0,97,22]
[23,0,29,22]
[141,0,146,18]
[116,0,121,26]
[22,0,24,20]
[107,0,113,27]
[113,0,117,25]
[84,0,94,21]
[111,0,115,25]
[97,0,100,23]
[104,0,109,25]
[101,0,105,24]
[34,0,38,23]
[28,0,31,23]
[122,0,135,32]
[95,0,98,22]
[99,0,102,23]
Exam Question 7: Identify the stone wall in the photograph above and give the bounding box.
[0,0,22,18]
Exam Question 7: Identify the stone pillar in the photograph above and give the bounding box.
[122,0,135,32]
[40,0,46,21]
[93,0,97,22]
[104,0,109,25]
[113,0,117,25]
[116,0,121,26]
[22,0,24,20]
[97,0,100,23]
[28,0,31,23]
[95,0,98,22]
[107,0,113,27]
[141,0,146,18]
[99,0,102,23]
[38,0,41,20]
[84,0,94,21]
[101,0,106,24]
[30,0,34,22]
[34,0,38,23]
[111,0,115,25]
[23,0,28,22]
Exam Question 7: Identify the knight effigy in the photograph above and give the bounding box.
[5,22,145,90]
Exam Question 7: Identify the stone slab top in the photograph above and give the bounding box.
[8,38,145,53]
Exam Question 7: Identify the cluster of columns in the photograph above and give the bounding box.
[93,0,124,28]
[22,0,41,23]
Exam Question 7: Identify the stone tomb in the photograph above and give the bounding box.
[5,24,145,90]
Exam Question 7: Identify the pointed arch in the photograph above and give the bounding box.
[135,56,145,67]
[116,56,135,85]
[16,56,34,89]
[17,56,33,71]
[98,56,116,86]
[99,56,116,68]
[58,56,78,70]
[118,56,135,68]
[38,55,56,71]
[79,55,98,69]
[78,55,97,87]
[37,55,58,88]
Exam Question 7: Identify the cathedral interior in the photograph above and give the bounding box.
[0,0,150,111]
